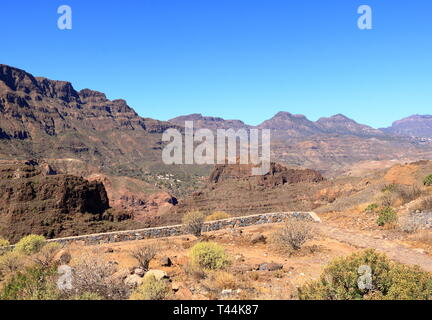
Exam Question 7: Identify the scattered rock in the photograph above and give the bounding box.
[257,263,283,271]
[124,274,143,288]
[105,247,114,253]
[221,289,233,296]
[134,268,145,277]
[160,256,172,267]
[250,234,266,244]
[144,269,169,281]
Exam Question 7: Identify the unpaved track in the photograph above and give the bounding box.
[315,223,432,272]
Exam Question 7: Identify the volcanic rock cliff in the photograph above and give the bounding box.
[0,161,130,243]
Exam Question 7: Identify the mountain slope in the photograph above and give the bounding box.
[316,114,384,137]
[381,115,432,138]
[169,113,249,130]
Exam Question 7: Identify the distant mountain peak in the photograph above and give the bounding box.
[169,113,248,129]
[382,114,432,138]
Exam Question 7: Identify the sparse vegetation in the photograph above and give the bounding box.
[205,211,231,222]
[376,207,398,227]
[183,211,205,237]
[271,219,313,252]
[380,184,424,207]
[423,174,432,186]
[0,265,60,300]
[364,203,379,213]
[130,245,157,271]
[130,275,170,300]
[190,242,230,270]
[0,237,10,248]
[14,235,46,255]
[0,251,26,276]
[70,253,130,300]
[298,250,432,300]
[33,242,62,268]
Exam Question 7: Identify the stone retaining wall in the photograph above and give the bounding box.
[1,211,320,250]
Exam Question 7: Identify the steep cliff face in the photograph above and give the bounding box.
[0,161,130,243]
[0,64,174,173]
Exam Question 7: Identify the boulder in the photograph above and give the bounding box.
[160,256,172,267]
[124,274,143,288]
[144,269,169,281]
[134,268,145,277]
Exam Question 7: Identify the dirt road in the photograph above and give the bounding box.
[315,223,432,272]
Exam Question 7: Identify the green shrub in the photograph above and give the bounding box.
[0,265,60,300]
[182,211,205,237]
[424,174,432,186]
[190,241,230,270]
[130,275,171,300]
[15,235,46,255]
[0,237,10,248]
[205,211,231,222]
[298,249,432,300]
[376,207,398,227]
[364,203,379,213]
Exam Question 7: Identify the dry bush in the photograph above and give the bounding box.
[0,251,27,277]
[182,261,207,281]
[380,184,425,207]
[70,253,129,300]
[396,185,424,204]
[33,243,62,268]
[182,211,205,237]
[130,245,157,271]
[271,219,313,252]
[379,192,394,207]
[203,271,237,292]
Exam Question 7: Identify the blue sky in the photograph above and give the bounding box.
[1,0,431,128]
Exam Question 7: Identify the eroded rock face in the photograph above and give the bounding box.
[0,161,123,243]
[209,162,324,187]
[168,162,326,222]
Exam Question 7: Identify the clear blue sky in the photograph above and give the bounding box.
[1,0,431,128]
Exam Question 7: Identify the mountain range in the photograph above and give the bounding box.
[170,112,432,139]
[2,63,432,186]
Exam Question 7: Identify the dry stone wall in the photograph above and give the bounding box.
[1,212,320,250]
